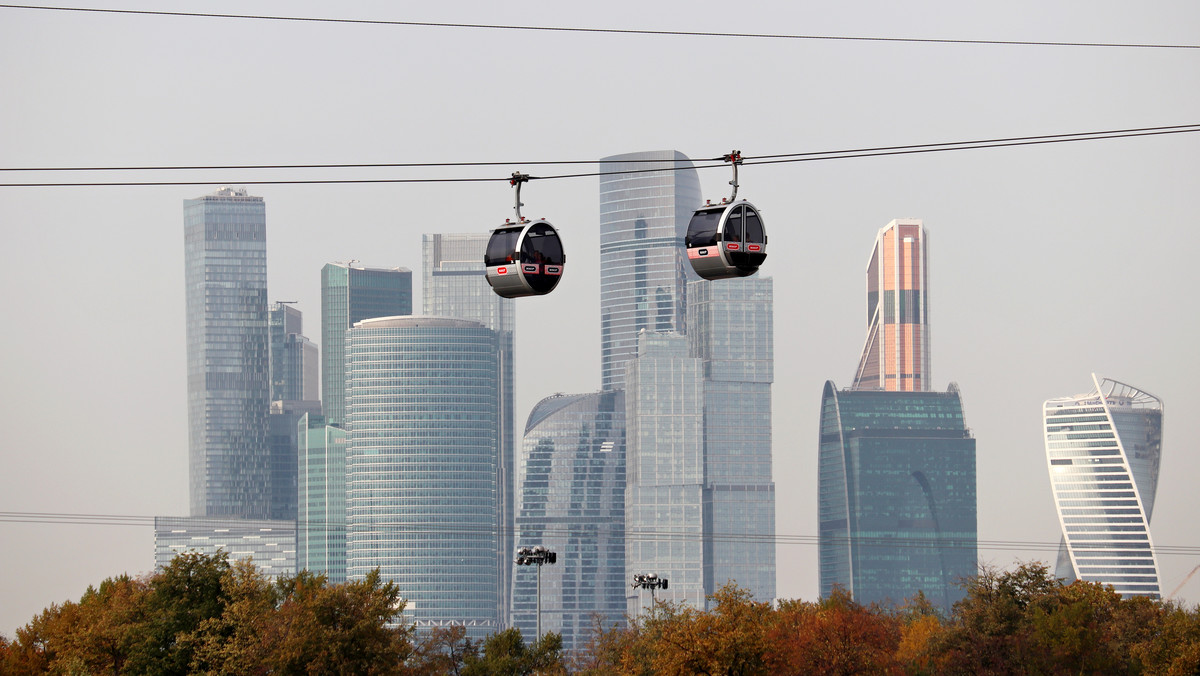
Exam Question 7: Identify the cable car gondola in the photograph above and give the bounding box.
[685,151,767,280]
[486,173,566,298]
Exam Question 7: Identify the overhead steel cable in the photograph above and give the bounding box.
[1,124,1197,188]
[4,123,1198,174]
[2,4,1198,50]
[3,511,1199,557]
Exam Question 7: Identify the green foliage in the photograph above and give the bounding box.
[462,627,565,676]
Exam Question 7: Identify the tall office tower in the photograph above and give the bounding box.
[297,412,348,583]
[266,303,319,522]
[320,263,412,425]
[818,382,977,614]
[688,277,776,604]
[598,151,702,391]
[344,317,500,639]
[266,400,316,522]
[853,218,930,392]
[624,332,706,615]
[423,232,517,620]
[1044,375,1163,597]
[269,302,314,402]
[512,392,625,652]
[184,187,270,518]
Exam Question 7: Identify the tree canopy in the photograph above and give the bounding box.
[3,557,1198,675]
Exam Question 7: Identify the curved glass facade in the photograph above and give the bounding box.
[598,151,702,391]
[512,392,626,652]
[1044,374,1163,597]
[818,381,977,613]
[345,317,500,639]
[423,233,517,619]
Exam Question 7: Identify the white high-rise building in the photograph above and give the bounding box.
[1044,374,1164,597]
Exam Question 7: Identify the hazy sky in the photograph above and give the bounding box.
[1,1,1198,636]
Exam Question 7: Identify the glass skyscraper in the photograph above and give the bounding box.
[818,383,977,613]
[422,233,517,620]
[266,303,319,522]
[344,316,500,639]
[689,278,775,603]
[598,150,702,391]
[624,333,706,615]
[320,262,412,426]
[1044,374,1163,597]
[269,302,318,403]
[512,391,626,651]
[297,412,348,583]
[853,219,930,392]
[183,187,270,519]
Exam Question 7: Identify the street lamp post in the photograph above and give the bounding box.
[632,572,669,602]
[515,545,558,638]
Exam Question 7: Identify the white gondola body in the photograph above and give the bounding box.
[485,219,566,298]
[684,200,767,280]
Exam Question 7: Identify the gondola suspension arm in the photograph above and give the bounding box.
[511,171,530,222]
[723,150,742,203]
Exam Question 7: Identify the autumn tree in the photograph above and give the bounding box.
[406,625,477,675]
[765,587,902,675]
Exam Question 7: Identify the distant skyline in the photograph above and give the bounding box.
[2,0,1198,636]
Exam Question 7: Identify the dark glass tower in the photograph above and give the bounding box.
[320,262,412,426]
[183,187,270,518]
[818,382,977,613]
[512,392,626,652]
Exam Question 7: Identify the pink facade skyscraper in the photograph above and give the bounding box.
[853,218,930,392]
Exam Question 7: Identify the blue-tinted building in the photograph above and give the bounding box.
[423,233,517,620]
[266,303,319,523]
[689,278,775,604]
[1045,375,1163,597]
[320,263,412,426]
[269,302,317,403]
[624,333,706,615]
[297,412,348,583]
[598,151,702,391]
[818,382,977,613]
[512,392,626,651]
[344,316,500,639]
[183,187,270,519]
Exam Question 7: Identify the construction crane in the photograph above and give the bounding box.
[1168,564,1200,600]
